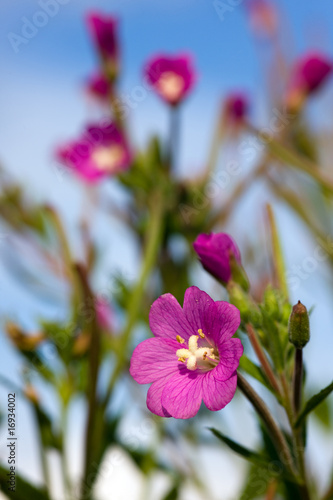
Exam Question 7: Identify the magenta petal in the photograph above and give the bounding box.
[214,338,243,381]
[161,369,203,419]
[149,293,193,341]
[202,372,237,411]
[147,377,172,417]
[183,286,214,334]
[129,337,179,384]
[207,301,241,348]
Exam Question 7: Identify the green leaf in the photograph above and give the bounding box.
[162,484,179,500]
[312,397,331,429]
[238,355,274,394]
[294,380,333,428]
[0,466,49,500]
[209,428,268,467]
[34,404,62,451]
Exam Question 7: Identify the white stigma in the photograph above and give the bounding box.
[157,72,185,102]
[92,145,125,172]
[176,334,214,371]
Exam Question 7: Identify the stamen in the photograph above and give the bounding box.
[202,351,208,360]
[188,335,199,352]
[178,357,186,363]
[176,335,185,344]
[198,329,205,339]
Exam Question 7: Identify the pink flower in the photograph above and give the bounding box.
[223,93,249,124]
[144,54,196,106]
[286,53,332,108]
[86,72,111,102]
[87,12,119,76]
[130,287,242,419]
[56,122,131,183]
[193,233,241,284]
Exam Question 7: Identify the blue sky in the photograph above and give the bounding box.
[1,1,333,499]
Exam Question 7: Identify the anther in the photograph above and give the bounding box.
[198,329,205,339]
[176,335,185,344]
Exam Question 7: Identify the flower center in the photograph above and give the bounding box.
[176,331,218,371]
[92,145,125,171]
[157,72,185,102]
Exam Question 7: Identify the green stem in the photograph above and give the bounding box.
[280,375,310,499]
[246,324,282,397]
[266,204,289,300]
[249,124,333,195]
[44,205,81,313]
[293,349,303,415]
[75,263,102,500]
[102,192,165,409]
[60,405,71,500]
[237,372,298,479]
[169,105,180,171]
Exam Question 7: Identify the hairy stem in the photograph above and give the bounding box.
[237,372,297,478]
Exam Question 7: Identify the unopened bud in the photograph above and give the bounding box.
[288,301,310,348]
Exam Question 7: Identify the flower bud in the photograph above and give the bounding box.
[193,232,246,287]
[285,53,332,111]
[288,301,310,349]
[86,12,119,80]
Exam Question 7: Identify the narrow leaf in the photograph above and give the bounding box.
[0,466,49,500]
[209,428,268,466]
[294,380,333,428]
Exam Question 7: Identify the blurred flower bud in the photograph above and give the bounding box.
[86,12,119,80]
[288,301,310,349]
[286,53,332,111]
[223,93,249,126]
[6,322,44,351]
[86,72,111,103]
[24,385,39,405]
[72,332,90,356]
[193,232,246,286]
[144,54,196,106]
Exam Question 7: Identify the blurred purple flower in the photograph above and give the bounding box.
[286,53,332,108]
[87,12,119,76]
[193,233,242,284]
[291,53,332,93]
[144,54,196,106]
[86,72,111,102]
[223,93,249,124]
[130,286,242,419]
[56,122,131,183]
